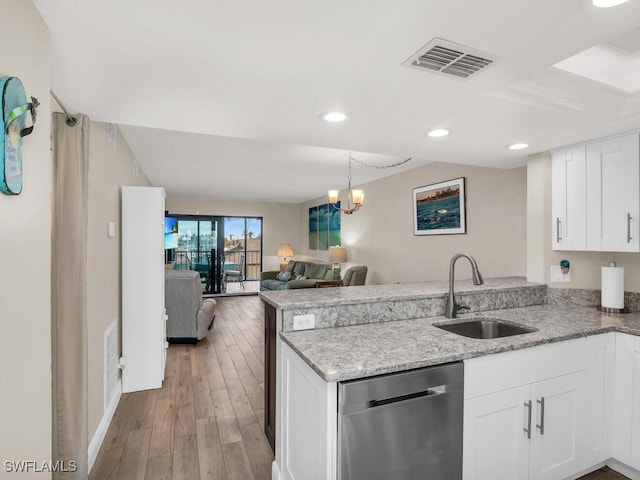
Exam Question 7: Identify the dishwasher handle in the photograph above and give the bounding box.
[367,385,447,408]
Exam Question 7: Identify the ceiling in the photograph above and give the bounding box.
[33,0,640,203]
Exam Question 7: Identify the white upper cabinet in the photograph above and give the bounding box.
[551,132,640,252]
[586,133,640,252]
[551,145,586,251]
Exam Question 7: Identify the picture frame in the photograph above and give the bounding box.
[413,177,466,235]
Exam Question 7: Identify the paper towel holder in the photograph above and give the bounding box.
[598,260,629,313]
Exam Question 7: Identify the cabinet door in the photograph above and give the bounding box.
[586,133,640,252]
[463,386,530,480]
[529,371,585,480]
[584,334,615,465]
[551,146,587,251]
[280,342,337,480]
[630,337,640,470]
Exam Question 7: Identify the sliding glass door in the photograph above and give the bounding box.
[222,217,262,292]
[165,213,262,294]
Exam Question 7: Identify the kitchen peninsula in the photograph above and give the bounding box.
[259,278,640,480]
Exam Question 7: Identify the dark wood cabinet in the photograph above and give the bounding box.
[264,301,276,452]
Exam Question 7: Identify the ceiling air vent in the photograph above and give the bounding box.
[403,38,500,79]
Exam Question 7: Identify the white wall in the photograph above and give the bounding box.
[165,196,302,271]
[87,122,151,442]
[0,1,52,474]
[527,152,640,292]
[300,161,527,284]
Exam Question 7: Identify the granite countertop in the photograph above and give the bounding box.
[280,304,640,383]
[259,276,541,309]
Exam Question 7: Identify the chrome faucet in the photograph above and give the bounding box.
[445,253,484,318]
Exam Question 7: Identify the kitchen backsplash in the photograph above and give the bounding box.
[549,288,640,313]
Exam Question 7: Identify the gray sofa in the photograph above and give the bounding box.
[260,260,367,290]
[165,269,216,343]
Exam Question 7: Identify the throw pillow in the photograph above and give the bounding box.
[285,260,296,273]
[276,271,291,281]
[295,274,306,280]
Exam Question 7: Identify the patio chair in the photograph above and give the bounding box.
[224,254,245,291]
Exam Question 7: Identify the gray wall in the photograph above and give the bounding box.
[0,0,52,469]
[300,161,527,284]
[87,122,151,440]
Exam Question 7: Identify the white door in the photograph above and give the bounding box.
[586,133,640,252]
[122,186,165,393]
[529,372,585,480]
[463,386,530,480]
[551,146,587,251]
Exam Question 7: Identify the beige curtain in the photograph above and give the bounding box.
[51,113,89,479]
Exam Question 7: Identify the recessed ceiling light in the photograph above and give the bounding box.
[322,112,347,122]
[427,128,450,137]
[508,143,529,150]
[593,0,629,7]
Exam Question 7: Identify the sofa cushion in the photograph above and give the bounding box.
[304,263,330,279]
[286,260,305,273]
[261,279,287,290]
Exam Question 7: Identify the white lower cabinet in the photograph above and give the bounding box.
[632,336,640,471]
[613,333,640,473]
[584,333,615,466]
[464,371,585,480]
[463,336,617,480]
[278,340,337,480]
[276,333,630,480]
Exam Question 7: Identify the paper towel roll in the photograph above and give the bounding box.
[601,266,624,309]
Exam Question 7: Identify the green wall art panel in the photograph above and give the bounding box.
[309,202,340,250]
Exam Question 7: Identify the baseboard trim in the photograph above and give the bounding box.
[88,379,122,472]
[271,460,280,480]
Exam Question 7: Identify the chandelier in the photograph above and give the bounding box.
[328,155,412,215]
[328,156,363,215]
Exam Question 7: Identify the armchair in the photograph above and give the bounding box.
[165,269,216,343]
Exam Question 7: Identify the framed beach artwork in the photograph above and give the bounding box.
[413,177,466,235]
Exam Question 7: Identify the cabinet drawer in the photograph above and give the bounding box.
[465,338,585,399]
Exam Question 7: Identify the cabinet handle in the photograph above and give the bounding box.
[556,218,562,243]
[523,400,532,439]
[627,213,632,243]
[536,397,545,435]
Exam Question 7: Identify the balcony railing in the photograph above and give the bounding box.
[172,249,261,280]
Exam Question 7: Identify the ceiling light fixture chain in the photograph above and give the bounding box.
[328,155,412,215]
[350,156,412,169]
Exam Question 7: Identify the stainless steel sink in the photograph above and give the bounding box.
[434,316,537,339]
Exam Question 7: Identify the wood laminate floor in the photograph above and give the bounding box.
[580,467,631,479]
[90,295,272,480]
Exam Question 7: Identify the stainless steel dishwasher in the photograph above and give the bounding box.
[338,362,463,480]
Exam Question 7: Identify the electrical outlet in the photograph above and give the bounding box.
[550,265,570,283]
[293,314,315,331]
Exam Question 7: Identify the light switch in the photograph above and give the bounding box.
[108,221,116,238]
